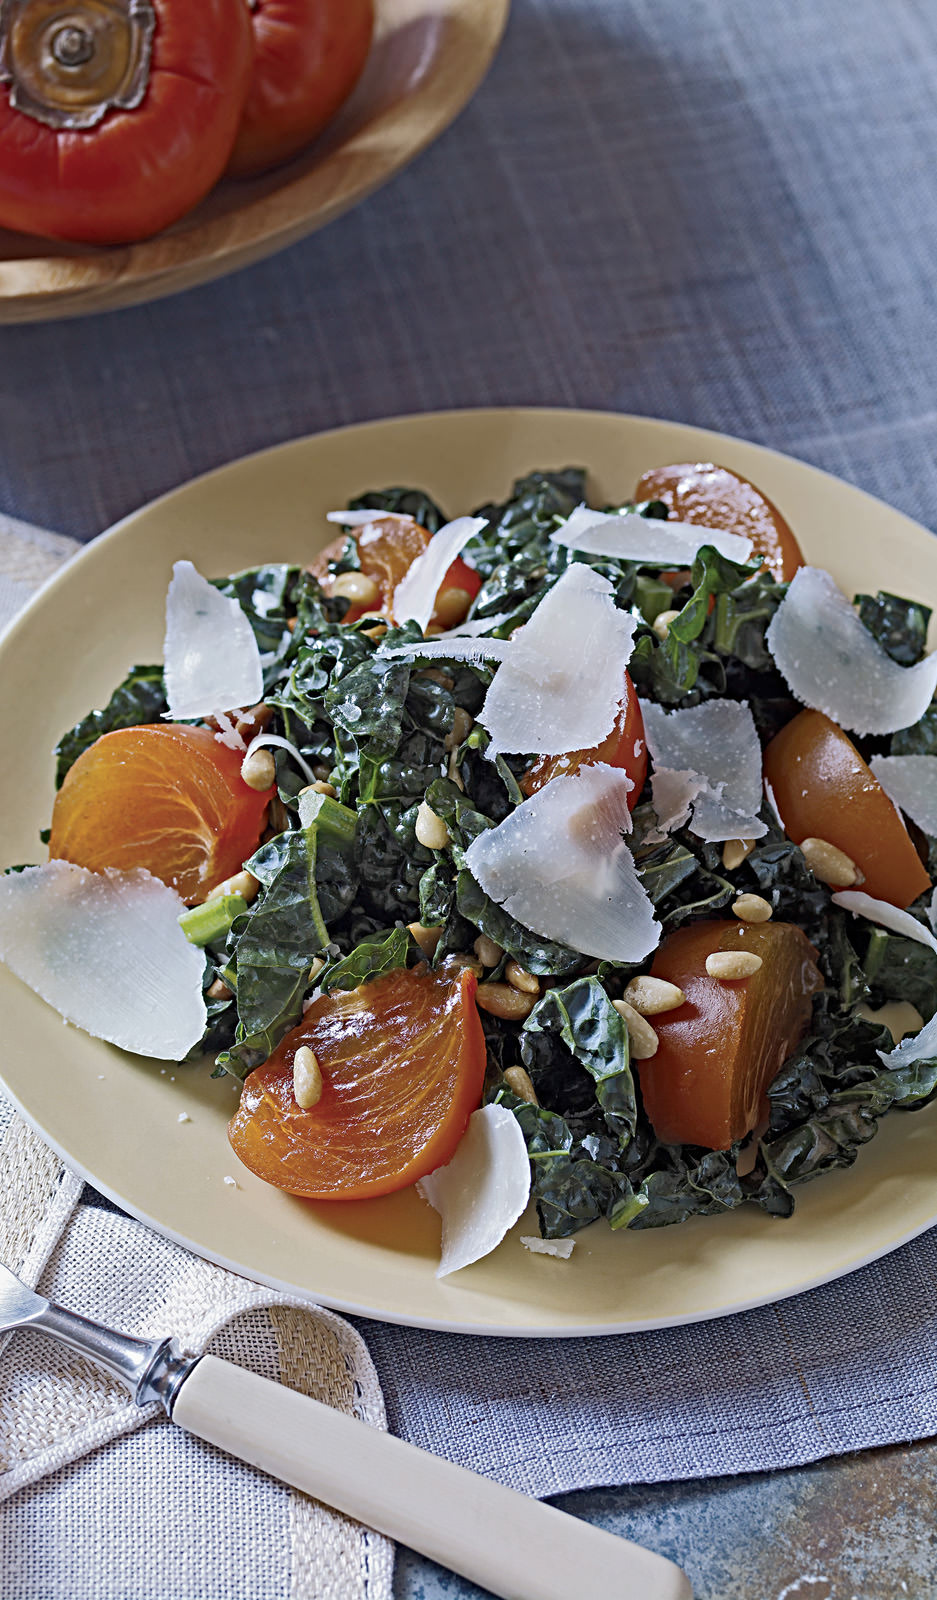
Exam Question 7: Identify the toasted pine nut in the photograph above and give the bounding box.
[447,748,465,790]
[652,608,681,641]
[415,801,450,850]
[706,951,763,981]
[732,893,773,923]
[444,706,474,752]
[474,934,505,968]
[309,956,326,980]
[621,975,686,1015]
[235,702,273,739]
[207,978,233,1001]
[504,1066,539,1105]
[800,836,858,888]
[505,959,539,995]
[446,951,484,978]
[407,922,442,959]
[300,779,337,799]
[434,586,473,628]
[476,982,537,1021]
[206,869,260,904]
[331,571,380,607]
[292,1045,323,1109]
[612,998,659,1059]
[416,668,455,689]
[722,837,756,871]
[240,747,277,790]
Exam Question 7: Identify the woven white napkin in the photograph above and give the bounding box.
[0,517,393,1600]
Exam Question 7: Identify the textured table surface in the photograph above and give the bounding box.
[4,0,937,1595]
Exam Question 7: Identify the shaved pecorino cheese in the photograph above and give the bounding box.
[869,755,937,838]
[417,1104,531,1277]
[479,564,637,758]
[647,768,708,842]
[464,763,661,962]
[392,516,488,631]
[766,566,937,735]
[379,634,513,665]
[640,699,767,842]
[164,560,263,721]
[877,1008,937,1070]
[520,1235,576,1259]
[832,890,937,956]
[0,862,206,1060]
[552,506,753,565]
[325,509,417,526]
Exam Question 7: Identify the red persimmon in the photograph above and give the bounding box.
[228,0,374,180]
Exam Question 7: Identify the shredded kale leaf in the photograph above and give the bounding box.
[54,665,166,788]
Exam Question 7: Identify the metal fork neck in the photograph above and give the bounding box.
[32,1301,200,1413]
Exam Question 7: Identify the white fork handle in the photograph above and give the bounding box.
[172,1354,692,1600]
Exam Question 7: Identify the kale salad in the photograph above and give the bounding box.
[6,461,937,1258]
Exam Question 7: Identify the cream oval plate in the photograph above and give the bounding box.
[3,408,937,1335]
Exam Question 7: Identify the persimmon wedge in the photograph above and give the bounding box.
[764,709,931,908]
[228,964,487,1199]
[310,516,482,625]
[48,724,272,905]
[638,920,823,1150]
[521,671,647,802]
[635,462,805,584]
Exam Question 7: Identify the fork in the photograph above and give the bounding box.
[0,1260,692,1599]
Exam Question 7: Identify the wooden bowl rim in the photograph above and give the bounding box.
[0,0,510,322]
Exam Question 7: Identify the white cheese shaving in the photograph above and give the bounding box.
[417,1104,531,1277]
[164,560,263,722]
[639,700,767,842]
[465,763,661,962]
[876,1008,937,1070]
[869,755,937,837]
[520,1235,576,1259]
[212,710,247,752]
[766,566,937,735]
[0,862,206,1060]
[325,509,417,526]
[391,516,487,631]
[379,633,513,664]
[552,505,753,565]
[647,768,707,843]
[479,563,637,758]
[831,891,937,957]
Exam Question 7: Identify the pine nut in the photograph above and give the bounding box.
[434,586,473,628]
[800,836,858,888]
[505,959,539,995]
[235,702,273,739]
[621,975,686,1015]
[331,571,380,607]
[308,956,326,980]
[299,779,337,799]
[732,893,773,923]
[612,999,659,1059]
[474,934,504,968]
[652,608,681,641]
[476,983,537,1021]
[206,869,260,904]
[448,748,465,790]
[240,747,277,790]
[292,1045,323,1109]
[444,706,474,752]
[446,951,484,978]
[407,921,442,959]
[722,837,756,871]
[207,978,233,1001]
[705,951,763,981]
[415,801,450,850]
[504,1066,539,1105]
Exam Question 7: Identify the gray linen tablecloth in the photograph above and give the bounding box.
[3,0,937,1524]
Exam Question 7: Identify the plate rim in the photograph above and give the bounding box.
[4,403,937,1338]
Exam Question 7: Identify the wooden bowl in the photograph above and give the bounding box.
[0,0,509,324]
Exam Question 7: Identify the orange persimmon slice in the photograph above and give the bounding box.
[635,462,805,584]
[48,724,272,905]
[228,964,487,1199]
[310,516,482,625]
[764,709,931,908]
[638,919,824,1150]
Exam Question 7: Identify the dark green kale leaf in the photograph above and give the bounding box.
[628,1148,744,1229]
[856,590,932,666]
[892,702,937,757]
[347,487,448,533]
[54,665,165,788]
[217,828,330,1079]
[520,978,637,1145]
[862,926,937,1021]
[317,926,410,993]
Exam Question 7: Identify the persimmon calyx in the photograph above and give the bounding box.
[0,0,155,130]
